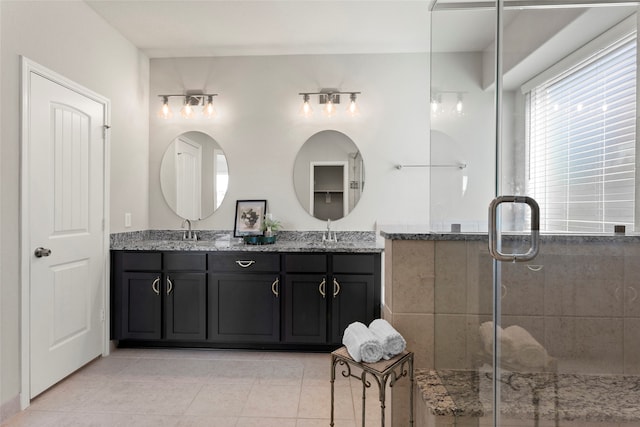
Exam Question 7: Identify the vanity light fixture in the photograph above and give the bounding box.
[158,96,173,119]
[157,91,218,120]
[431,91,465,117]
[298,89,361,118]
[347,93,360,117]
[455,93,464,116]
[299,94,313,118]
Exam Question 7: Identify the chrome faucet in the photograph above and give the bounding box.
[181,219,197,241]
[323,219,337,243]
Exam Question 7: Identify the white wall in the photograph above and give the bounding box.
[149,54,430,232]
[430,52,496,231]
[0,0,149,414]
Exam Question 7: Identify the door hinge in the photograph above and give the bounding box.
[100,309,105,322]
[102,124,111,139]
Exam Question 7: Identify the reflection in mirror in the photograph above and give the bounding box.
[293,130,364,220]
[160,131,228,220]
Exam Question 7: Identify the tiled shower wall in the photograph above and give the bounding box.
[384,238,640,375]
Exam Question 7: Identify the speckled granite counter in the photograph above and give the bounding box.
[415,368,640,423]
[379,225,640,243]
[110,230,383,253]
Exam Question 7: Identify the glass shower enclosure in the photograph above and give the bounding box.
[430,1,640,426]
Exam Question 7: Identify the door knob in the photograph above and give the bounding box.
[34,247,52,258]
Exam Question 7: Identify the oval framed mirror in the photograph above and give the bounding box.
[293,130,365,221]
[160,131,229,220]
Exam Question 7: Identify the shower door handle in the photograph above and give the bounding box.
[488,196,540,262]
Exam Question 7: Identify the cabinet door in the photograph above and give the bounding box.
[119,272,162,340]
[164,272,207,341]
[283,274,328,343]
[208,273,280,343]
[330,274,376,344]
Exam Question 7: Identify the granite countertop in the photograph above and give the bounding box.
[379,225,640,243]
[415,368,640,423]
[110,230,383,253]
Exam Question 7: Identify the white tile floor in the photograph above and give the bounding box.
[2,348,390,426]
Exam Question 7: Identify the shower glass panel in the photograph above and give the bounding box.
[430,1,638,426]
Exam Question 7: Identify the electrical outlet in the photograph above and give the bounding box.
[124,213,132,228]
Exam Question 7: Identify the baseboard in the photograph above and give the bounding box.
[0,394,21,423]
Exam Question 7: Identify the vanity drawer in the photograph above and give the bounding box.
[164,253,207,271]
[209,253,280,272]
[332,254,376,274]
[120,252,162,271]
[284,254,327,273]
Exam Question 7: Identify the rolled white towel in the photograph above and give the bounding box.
[342,321,384,363]
[478,321,515,361]
[478,321,496,355]
[369,319,406,359]
[503,325,551,369]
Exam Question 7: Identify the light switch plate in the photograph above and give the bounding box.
[124,213,132,228]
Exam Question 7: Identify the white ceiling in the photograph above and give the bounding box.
[85,1,435,58]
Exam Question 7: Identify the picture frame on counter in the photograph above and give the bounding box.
[233,199,267,237]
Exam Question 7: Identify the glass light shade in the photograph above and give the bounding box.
[347,95,360,117]
[455,97,464,115]
[203,97,217,118]
[158,99,173,119]
[300,99,313,117]
[180,103,196,119]
[430,98,440,114]
[322,99,337,118]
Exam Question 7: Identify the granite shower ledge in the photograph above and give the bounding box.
[416,368,640,423]
[110,230,382,253]
[380,228,640,243]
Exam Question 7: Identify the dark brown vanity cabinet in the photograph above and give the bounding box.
[329,254,379,344]
[207,253,281,343]
[112,250,380,349]
[283,254,329,344]
[283,253,381,345]
[111,251,207,341]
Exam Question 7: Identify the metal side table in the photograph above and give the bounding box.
[330,346,414,426]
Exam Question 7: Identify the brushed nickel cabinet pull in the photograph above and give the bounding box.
[166,276,173,295]
[319,278,326,298]
[236,260,256,268]
[152,277,160,295]
[333,278,341,298]
[271,278,280,297]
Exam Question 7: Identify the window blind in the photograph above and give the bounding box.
[527,34,636,233]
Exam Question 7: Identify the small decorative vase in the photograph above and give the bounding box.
[243,235,260,245]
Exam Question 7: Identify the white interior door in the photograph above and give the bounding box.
[175,137,202,219]
[26,64,107,398]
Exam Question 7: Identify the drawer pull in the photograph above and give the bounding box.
[236,260,256,268]
[333,278,341,298]
[319,278,326,298]
[271,278,280,297]
[152,277,160,295]
[166,276,173,295]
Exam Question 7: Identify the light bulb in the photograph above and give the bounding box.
[203,96,217,118]
[158,97,173,119]
[347,93,360,117]
[323,95,336,118]
[455,95,464,116]
[180,98,196,119]
[299,94,313,117]
[431,98,439,114]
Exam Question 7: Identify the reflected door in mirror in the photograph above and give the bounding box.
[175,137,202,220]
[160,131,229,220]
